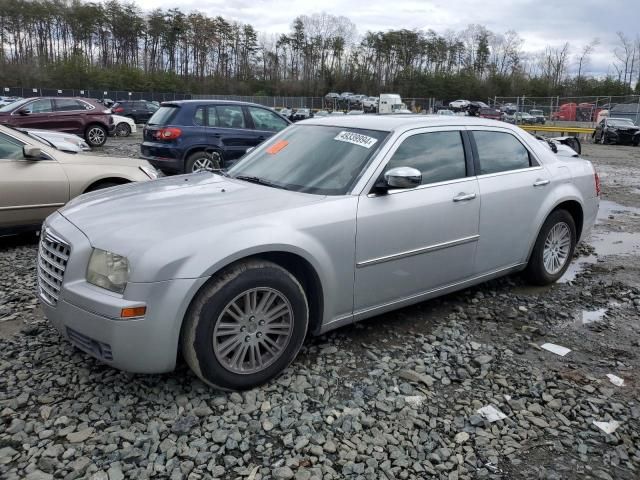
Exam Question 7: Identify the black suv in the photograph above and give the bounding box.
[112,100,159,124]
[141,100,291,173]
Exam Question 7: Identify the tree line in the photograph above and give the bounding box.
[0,0,638,99]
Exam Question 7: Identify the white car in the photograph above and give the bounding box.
[362,97,379,112]
[20,129,90,153]
[437,109,455,116]
[449,99,470,110]
[112,115,137,137]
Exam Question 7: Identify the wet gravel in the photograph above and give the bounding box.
[1,140,639,480]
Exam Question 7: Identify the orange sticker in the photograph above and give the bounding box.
[266,140,289,155]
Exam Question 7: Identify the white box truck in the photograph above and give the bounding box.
[378,94,404,114]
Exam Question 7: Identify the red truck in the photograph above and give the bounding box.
[551,102,602,122]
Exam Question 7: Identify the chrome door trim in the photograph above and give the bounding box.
[475,165,543,180]
[356,234,480,268]
[353,262,526,317]
[0,202,65,211]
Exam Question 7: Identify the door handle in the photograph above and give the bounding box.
[453,192,477,202]
[533,179,550,187]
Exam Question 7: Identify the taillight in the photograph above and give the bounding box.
[154,127,182,140]
[113,106,124,113]
[594,171,601,196]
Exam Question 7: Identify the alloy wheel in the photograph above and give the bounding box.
[191,152,221,172]
[212,287,293,374]
[88,127,105,145]
[543,222,571,274]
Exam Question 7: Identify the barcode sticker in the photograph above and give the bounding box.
[334,131,378,148]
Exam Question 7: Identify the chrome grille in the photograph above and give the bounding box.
[37,230,70,306]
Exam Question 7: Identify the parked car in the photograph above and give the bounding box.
[349,94,367,107]
[467,101,490,116]
[113,115,137,137]
[0,97,115,147]
[593,117,640,145]
[0,124,157,236]
[111,100,159,124]
[514,112,537,125]
[437,109,455,116]
[0,96,22,107]
[500,103,518,115]
[477,107,502,121]
[362,97,379,112]
[449,99,470,111]
[324,92,340,100]
[329,111,345,115]
[609,101,640,126]
[38,115,600,389]
[141,100,291,174]
[292,108,312,121]
[340,92,354,101]
[529,109,546,124]
[21,128,90,153]
[314,110,329,117]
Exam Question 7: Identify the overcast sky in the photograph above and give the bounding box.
[136,0,636,76]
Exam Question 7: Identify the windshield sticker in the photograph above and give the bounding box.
[334,131,378,149]
[266,140,289,155]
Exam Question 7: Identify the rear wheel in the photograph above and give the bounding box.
[525,210,576,285]
[181,260,309,390]
[185,150,222,173]
[115,122,131,137]
[85,124,107,147]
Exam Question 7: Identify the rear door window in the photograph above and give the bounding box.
[206,107,219,127]
[248,107,288,132]
[216,105,245,129]
[148,106,178,126]
[54,99,85,111]
[472,131,533,175]
[193,107,205,126]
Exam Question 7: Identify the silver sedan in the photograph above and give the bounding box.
[39,116,599,389]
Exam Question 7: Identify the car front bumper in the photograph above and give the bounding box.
[38,212,207,373]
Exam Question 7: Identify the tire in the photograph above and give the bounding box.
[181,260,309,390]
[115,122,131,137]
[85,124,107,147]
[185,150,222,173]
[525,210,576,286]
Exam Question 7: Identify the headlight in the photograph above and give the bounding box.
[87,248,130,293]
[139,165,158,180]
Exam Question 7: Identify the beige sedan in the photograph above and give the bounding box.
[0,125,157,235]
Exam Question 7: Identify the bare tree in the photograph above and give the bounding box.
[576,38,600,84]
[613,32,637,93]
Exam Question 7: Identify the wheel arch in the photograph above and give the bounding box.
[183,144,224,162]
[181,250,325,339]
[82,176,131,193]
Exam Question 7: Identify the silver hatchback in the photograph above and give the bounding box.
[40,116,600,389]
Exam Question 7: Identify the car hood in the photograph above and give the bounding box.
[59,173,326,254]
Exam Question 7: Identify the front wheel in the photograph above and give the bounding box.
[85,124,107,147]
[181,260,309,390]
[525,210,576,285]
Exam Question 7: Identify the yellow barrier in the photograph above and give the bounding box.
[519,125,595,135]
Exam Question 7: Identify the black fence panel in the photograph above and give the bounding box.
[1,87,192,102]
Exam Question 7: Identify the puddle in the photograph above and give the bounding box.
[578,308,608,325]
[559,255,598,283]
[589,231,640,256]
[597,200,640,223]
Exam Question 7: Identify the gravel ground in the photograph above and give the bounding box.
[1,138,639,480]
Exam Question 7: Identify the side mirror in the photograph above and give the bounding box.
[383,166,422,189]
[17,109,30,115]
[23,145,42,159]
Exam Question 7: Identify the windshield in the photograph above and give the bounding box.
[228,125,389,195]
[608,119,634,127]
[148,106,178,125]
[0,97,30,113]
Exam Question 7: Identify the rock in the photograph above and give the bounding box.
[472,355,493,366]
[273,466,294,479]
[454,432,470,444]
[66,428,95,443]
[171,415,199,434]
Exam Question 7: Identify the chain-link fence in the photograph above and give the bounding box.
[490,95,640,125]
[1,87,192,102]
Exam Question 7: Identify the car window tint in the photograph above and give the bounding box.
[25,99,53,114]
[216,105,245,129]
[55,99,83,111]
[206,107,219,127]
[193,107,205,126]
[0,132,25,160]
[248,107,288,132]
[473,131,531,175]
[386,131,467,185]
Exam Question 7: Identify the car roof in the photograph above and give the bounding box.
[300,114,518,133]
[162,100,272,108]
